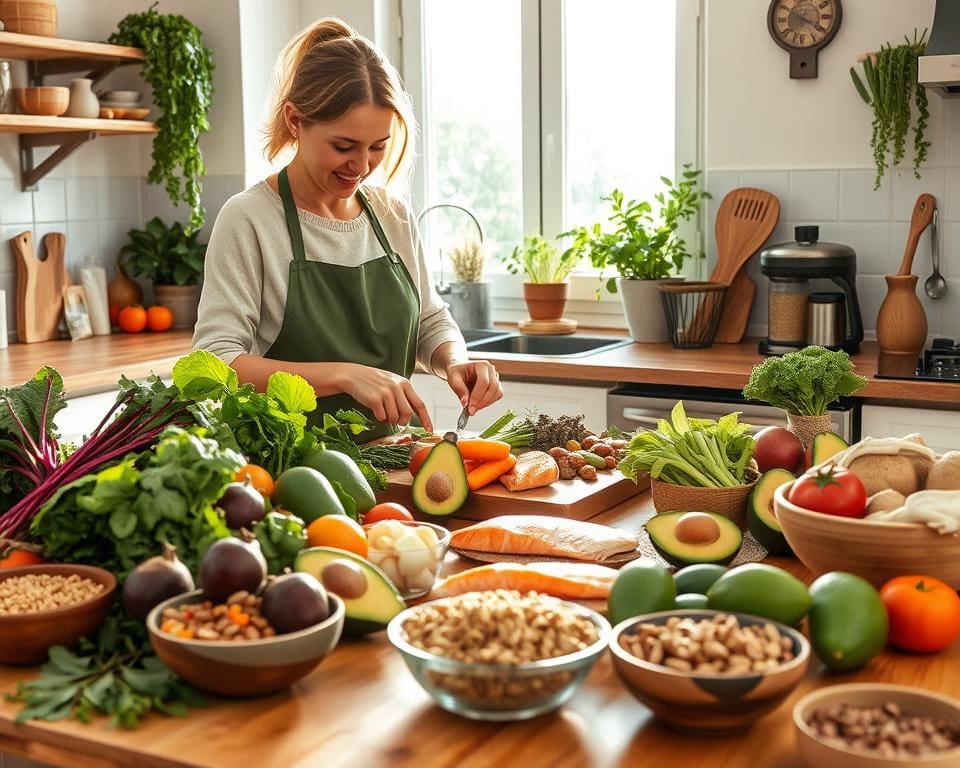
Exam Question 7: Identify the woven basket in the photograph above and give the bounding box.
[649,471,759,531]
[0,0,57,36]
[786,413,833,450]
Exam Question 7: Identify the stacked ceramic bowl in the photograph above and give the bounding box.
[98,90,150,120]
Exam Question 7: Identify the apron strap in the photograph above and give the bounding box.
[278,167,307,262]
[357,188,401,264]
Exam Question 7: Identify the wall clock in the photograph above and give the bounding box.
[767,0,843,79]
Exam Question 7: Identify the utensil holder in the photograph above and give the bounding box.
[659,282,729,349]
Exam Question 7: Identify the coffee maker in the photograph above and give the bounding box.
[758,226,864,356]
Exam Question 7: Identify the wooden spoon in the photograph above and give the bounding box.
[897,193,936,276]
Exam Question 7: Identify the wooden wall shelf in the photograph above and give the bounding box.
[0,114,156,135]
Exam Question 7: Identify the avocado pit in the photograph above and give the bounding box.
[424,471,453,503]
[674,512,721,546]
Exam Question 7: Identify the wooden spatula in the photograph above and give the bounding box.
[709,188,780,344]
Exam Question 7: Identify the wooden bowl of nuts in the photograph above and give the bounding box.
[147,588,345,697]
[0,564,116,665]
[387,590,610,721]
[609,609,810,735]
[793,683,960,767]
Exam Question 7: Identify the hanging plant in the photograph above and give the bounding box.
[109,3,215,232]
[849,30,929,190]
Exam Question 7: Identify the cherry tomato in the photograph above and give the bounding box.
[235,463,274,497]
[363,502,414,524]
[787,464,866,518]
[0,550,47,569]
[880,575,960,653]
[409,445,431,477]
[146,305,174,332]
[118,304,148,333]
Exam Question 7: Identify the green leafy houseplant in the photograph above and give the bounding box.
[109,3,215,232]
[502,234,578,283]
[562,166,710,293]
[849,30,929,190]
[119,218,207,287]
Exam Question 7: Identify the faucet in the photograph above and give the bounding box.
[415,203,484,295]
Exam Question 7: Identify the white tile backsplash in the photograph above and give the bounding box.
[788,170,839,222]
[945,222,960,279]
[840,222,890,274]
[0,179,32,224]
[839,170,891,222]
[65,177,99,221]
[32,178,65,223]
[65,221,100,278]
[945,168,960,223]
[891,167,945,220]
[97,177,141,221]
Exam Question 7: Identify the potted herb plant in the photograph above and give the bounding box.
[502,234,579,322]
[442,238,492,330]
[119,217,207,329]
[562,166,710,342]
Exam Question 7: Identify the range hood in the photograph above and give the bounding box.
[919,0,960,97]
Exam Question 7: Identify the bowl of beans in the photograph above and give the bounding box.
[146,588,345,697]
[793,683,960,768]
[386,589,610,721]
[609,609,810,735]
[0,564,116,665]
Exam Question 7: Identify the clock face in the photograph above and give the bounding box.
[771,0,838,49]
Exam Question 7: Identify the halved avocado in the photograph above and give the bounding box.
[807,432,849,467]
[295,546,404,635]
[747,468,795,555]
[645,511,742,567]
[411,432,469,516]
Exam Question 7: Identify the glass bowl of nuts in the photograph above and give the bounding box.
[793,683,960,768]
[0,564,116,665]
[146,588,345,697]
[364,520,451,599]
[387,589,610,721]
[609,609,810,735]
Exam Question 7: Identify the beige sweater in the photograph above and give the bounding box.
[192,181,464,374]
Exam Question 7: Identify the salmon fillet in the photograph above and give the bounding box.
[450,515,639,562]
[431,561,618,600]
[498,451,559,491]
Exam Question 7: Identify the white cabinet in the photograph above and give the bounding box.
[409,373,610,433]
[861,405,960,454]
[55,390,121,444]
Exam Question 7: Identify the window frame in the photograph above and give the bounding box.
[400,0,703,324]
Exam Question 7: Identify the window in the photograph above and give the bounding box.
[402,0,699,298]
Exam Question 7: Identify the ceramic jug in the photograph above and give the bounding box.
[65,78,99,118]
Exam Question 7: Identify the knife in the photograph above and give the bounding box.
[456,404,470,439]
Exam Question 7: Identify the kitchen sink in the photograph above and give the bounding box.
[459,328,515,344]
[465,333,631,357]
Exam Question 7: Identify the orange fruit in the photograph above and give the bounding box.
[118,304,147,333]
[0,550,47,569]
[146,305,174,332]
[236,463,275,497]
[306,515,368,557]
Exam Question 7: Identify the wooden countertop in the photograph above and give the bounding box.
[0,492,957,768]
[2,331,959,405]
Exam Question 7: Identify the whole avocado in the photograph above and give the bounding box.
[706,563,811,626]
[808,572,888,671]
[300,445,376,516]
[608,559,675,625]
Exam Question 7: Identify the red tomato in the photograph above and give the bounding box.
[146,305,174,332]
[409,445,431,477]
[118,305,148,333]
[880,575,960,653]
[363,502,414,524]
[0,550,47,569]
[787,464,866,518]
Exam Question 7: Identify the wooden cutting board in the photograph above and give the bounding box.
[12,231,68,343]
[380,469,650,521]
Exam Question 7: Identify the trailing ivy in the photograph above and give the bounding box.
[850,30,929,190]
[109,3,215,232]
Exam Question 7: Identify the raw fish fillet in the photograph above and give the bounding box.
[431,561,618,600]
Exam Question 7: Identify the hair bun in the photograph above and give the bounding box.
[309,18,356,45]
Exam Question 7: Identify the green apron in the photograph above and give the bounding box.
[265,166,420,439]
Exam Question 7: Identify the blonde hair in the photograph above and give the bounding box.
[264,18,417,190]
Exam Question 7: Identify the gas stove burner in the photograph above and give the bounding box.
[876,337,960,382]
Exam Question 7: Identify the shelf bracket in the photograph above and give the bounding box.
[19,131,97,191]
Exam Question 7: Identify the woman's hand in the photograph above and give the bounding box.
[445,360,503,416]
[338,364,433,431]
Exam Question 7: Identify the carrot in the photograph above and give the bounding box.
[467,454,518,491]
[457,439,511,463]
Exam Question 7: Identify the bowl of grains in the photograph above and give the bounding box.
[386,589,610,721]
[609,609,810,734]
[0,564,116,665]
[793,683,960,768]
[146,588,345,697]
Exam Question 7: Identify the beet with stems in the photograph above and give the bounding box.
[123,542,195,620]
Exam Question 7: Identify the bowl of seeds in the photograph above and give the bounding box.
[0,564,116,665]
[609,609,810,735]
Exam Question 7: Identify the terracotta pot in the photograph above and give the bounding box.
[154,283,202,329]
[523,282,568,321]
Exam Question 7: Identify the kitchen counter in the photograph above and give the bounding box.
[0,491,957,768]
[2,331,959,405]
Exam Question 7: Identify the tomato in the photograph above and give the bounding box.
[0,550,47,569]
[363,502,414,524]
[787,464,866,518]
[146,305,174,332]
[306,515,368,557]
[409,445,431,477]
[236,463,274,497]
[109,303,121,326]
[118,304,148,333]
[880,575,960,653]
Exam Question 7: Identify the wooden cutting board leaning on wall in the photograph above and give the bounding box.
[12,231,68,343]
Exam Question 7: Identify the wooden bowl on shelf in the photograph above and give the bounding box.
[14,86,69,116]
[0,0,58,36]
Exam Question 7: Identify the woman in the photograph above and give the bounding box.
[193,18,502,437]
